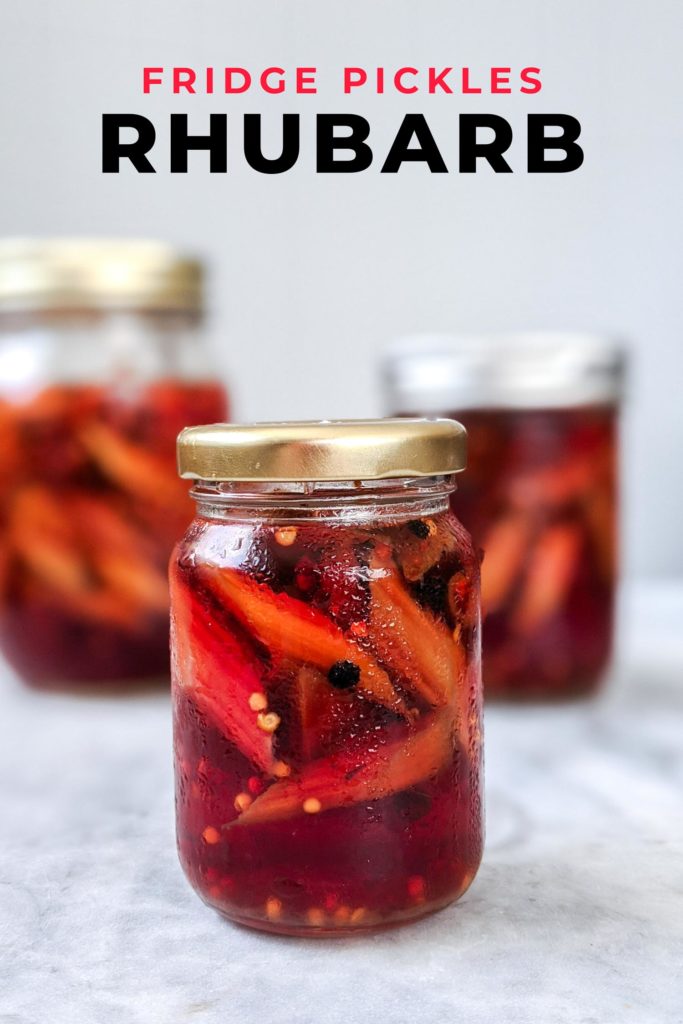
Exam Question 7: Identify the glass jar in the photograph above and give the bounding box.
[0,239,229,687]
[382,334,625,701]
[171,420,483,936]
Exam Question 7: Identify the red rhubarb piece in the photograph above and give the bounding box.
[80,421,187,507]
[234,708,455,826]
[294,663,358,760]
[367,550,465,708]
[69,493,169,614]
[170,567,279,776]
[479,511,533,616]
[512,522,583,634]
[198,563,406,715]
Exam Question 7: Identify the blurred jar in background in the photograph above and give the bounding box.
[382,334,625,701]
[0,239,228,688]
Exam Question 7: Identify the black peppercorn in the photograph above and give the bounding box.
[414,572,448,615]
[407,519,430,539]
[328,659,361,689]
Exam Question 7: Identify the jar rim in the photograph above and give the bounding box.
[0,238,203,314]
[177,418,467,482]
[382,332,626,411]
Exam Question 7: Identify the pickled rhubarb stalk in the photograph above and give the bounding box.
[11,487,166,618]
[368,551,464,708]
[0,379,227,686]
[512,523,582,634]
[70,496,168,613]
[480,512,532,615]
[69,494,154,558]
[0,403,22,490]
[8,486,142,630]
[198,564,406,714]
[91,549,169,614]
[14,550,139,632]
[170,569,278,776]
[59,588,142,631]
[295,664,354,760]
[234,709,455,826]
[80,422,185,506]
[9,486,93,596]
[583,484,616,582]
[508,456,595,511]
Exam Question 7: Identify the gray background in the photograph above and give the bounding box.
[1,0,681,576]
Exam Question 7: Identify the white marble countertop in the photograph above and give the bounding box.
[1,583,682,1024]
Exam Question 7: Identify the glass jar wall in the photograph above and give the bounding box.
[382,334,625,701]
[0,239,228,687]
[171,420,483,935]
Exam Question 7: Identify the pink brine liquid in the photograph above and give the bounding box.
[0,379,227,686]
[451,405,617,700]
[171,504,484,935]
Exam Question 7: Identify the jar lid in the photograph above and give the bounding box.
[382,333,626,411]
[177,419,466,482]
[0,238,203,314]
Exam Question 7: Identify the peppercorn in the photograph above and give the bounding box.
[414,571,448,615]
[328,659,361,689]
[407,519,430,539]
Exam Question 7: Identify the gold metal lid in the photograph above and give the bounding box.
[177,419,467,482]
[0,238,203,314]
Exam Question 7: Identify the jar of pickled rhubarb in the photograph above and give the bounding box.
[171,419,483,935]
[0,239,228,687]
[382,334,625,701]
